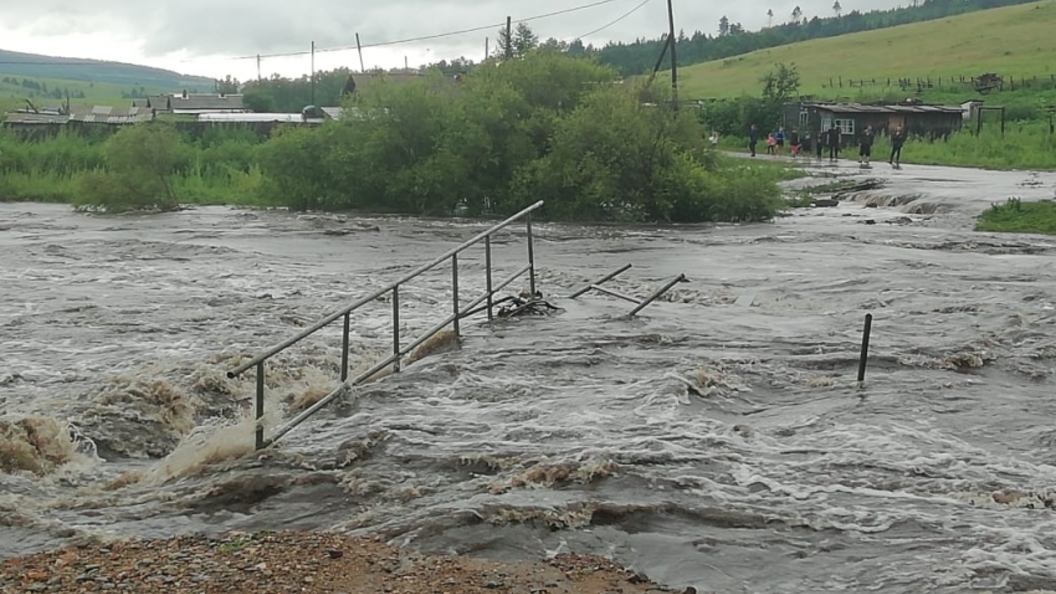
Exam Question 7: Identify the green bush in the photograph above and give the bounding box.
[73,123,187,212]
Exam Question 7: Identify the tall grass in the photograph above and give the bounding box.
[867,122,1056,170]
[0,127,268,205]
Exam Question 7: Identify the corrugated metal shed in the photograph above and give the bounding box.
[68,106,154,124]
[197,113,309,123]
[171,94,246,113]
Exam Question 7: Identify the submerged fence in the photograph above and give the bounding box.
[226,201,544,450]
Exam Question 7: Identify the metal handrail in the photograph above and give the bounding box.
[226,200,544,449]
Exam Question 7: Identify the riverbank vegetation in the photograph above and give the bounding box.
[0,53,793,223]
[976,197,1056,235]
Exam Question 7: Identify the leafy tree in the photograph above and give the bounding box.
[767,9,774,26]
[217,75,240,95]
[760,63,801,103]
[74,123,187,212]
[792,6,803,21]
[718,16,730,36]
[833,0,843,16]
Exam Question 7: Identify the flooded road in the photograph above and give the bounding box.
[2,160,1056,593]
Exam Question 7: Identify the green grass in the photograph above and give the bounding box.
[977,197,1056,234]
[1,73,182,112]
[674,1,1056,98]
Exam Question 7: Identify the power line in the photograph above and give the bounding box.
[577,0,656,39]
[236,0,625,60]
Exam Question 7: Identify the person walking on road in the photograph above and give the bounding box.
[774,126,786,156]
[789,128,801,158]
[858,125,875,167]
[889,125,906,169]
[826,123,841,162]
[815,127,825,160]
[748,124,759,157]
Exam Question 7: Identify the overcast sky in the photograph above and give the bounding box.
[0,0,904,81]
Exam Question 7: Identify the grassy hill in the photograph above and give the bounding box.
[0,49,213,90]
[673,1,1056,98]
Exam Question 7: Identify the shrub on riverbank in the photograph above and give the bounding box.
[976,197,1056,235]
[2,53,789,223]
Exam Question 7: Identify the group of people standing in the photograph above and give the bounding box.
[747,123,906,167]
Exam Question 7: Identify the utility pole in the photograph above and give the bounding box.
[256,54,261,82]
[485,37,489,61]
[356,33,365,72]
[310,41,316,106]
[505,16,512,59]
[666,0,678,109]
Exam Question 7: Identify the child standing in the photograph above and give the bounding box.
[789,128,801,157]
[766,133,777,156]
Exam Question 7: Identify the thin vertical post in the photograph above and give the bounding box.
[485,235,494,321]
[526,213,536,296]
[310,41,316,106]
[485,37,490,61]
[666,0,678,109]
[340,312,350,382]
[255,361,265,450]
[356,33,365,73]
[392,286,401,372]
[452,254,461,337]
[505,17,512,59]
[857,313,873,384]
[256,54,261,82]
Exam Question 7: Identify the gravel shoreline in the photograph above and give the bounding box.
[1,531,684,594]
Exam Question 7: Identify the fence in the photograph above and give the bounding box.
[823,73,1056,93]
[226,200,544,450]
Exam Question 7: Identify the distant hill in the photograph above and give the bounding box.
[0,49,214,90]
[673,1,1056,98]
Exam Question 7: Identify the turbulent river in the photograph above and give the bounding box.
[3,160,1056,593]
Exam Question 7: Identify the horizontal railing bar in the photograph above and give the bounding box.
[262,264,534,448]
[589,284,643,304]
[569,264,632,299]
[628,274,688,317]
[227,200,545,378]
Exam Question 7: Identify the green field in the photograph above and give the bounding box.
[674,1,1056,98]
[0,74,178,112]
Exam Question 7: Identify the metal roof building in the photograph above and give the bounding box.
[68,106,154,125]
[784,101,966,140]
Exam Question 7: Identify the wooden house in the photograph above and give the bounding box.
[783,101,965,142]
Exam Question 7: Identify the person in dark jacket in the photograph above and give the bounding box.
[789,128,801,157]
[748,124,759,157]
[826,123,841,161]
[858,125,875,166]
[889,125,906,168]
[815,127,825,160]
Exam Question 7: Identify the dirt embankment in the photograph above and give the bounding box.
[0,531,692,594]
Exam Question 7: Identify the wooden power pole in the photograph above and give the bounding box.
[666,0,678,109]
[356,33,365,72]
[310,41,316,106]
[505,16,513,59]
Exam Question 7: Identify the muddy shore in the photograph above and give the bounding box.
[0,531,680,594]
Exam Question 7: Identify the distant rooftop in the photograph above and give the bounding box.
[68,105,153,124]
[801,101,963,114]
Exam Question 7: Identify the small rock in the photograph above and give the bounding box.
[327,549,343,559]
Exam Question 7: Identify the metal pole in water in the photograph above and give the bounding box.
[452,254,460,337]
[857,313,873,384]
[392,286,401,372]
[526,213,536,296]
[485,235,494,321]
[255,361,265,450]
[341,312,350,382]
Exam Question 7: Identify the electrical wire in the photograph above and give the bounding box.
[577,0,656,39]
[235,0,627,60]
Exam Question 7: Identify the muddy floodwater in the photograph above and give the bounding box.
[3,160,1056,593]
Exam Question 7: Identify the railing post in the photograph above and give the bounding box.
[255,361,265,450]
[485,235,494,321]
[452,254,460,337]
[858,313,873,384]
[340,312,350,382]
[526,212,536,296]
[392,286,401,372]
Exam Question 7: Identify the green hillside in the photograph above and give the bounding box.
[0,49,213,90]
[674,1,1056,98]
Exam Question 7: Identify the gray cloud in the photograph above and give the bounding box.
[4,0,903,60]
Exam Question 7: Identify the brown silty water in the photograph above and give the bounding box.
[2,160,1056,593]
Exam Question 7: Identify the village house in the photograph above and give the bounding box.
[132,92,247,115]
[783,100,965,141]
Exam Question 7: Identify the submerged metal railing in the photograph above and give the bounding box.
[569,264,687,316]
[227,200,544,449]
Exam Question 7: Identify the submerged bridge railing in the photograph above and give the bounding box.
[227,200,544,449]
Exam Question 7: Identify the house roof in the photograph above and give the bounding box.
[170,94,245,111]
[197,112,317,123]
[803,102,963,114]
[2,112,69,125]
[68,105,154,124]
